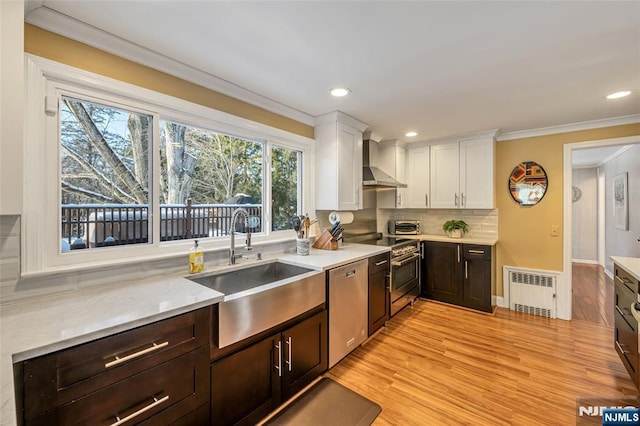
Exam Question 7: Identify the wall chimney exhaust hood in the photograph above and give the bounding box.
[362,139,407,188]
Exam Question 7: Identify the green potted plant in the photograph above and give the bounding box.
[442,220,469,239]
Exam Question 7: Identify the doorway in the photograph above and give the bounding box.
[563,136,640,323]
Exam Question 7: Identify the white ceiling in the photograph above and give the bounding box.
[572,144,635,168]
[25,1,640,142]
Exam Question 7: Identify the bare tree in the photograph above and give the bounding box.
[163,122,196,204]
[63,99,147,203]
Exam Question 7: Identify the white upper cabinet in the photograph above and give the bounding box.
[377,140,406,208]
[430,142,461,208]
[315,112,368,211]
[1,1,24,215]
[430,136,494,209]
[405,145,430,208]
[459,137,495,209]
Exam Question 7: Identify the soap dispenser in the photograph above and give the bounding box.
[189,240,204,274]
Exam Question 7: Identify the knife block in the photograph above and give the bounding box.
[312,230,338,251]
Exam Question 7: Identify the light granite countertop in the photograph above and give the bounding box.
[385,234,498,246]
[0,242,388,426]
[611,256,640,281]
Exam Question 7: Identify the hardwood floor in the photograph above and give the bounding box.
[325,299,637,425]
[572,263,614,327]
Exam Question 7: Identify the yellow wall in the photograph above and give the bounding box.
[495,123,640,296]
[24,24,314,139]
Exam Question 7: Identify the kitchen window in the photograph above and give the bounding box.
[23,55,314,274]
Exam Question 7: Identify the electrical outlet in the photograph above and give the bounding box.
[551,225,559,237]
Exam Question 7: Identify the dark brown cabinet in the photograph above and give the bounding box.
[614,263,639,388]
[210,309,327,426]
[422,241,493,313]
[18,308,211,425]
[422,241,463,305]
[368,252,390,335]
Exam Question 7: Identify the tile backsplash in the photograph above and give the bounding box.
[378,208,498,239]
[0,215,21,299]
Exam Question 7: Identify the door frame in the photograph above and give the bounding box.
[561,135,640,320]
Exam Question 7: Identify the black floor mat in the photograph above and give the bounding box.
[265,378,381,426]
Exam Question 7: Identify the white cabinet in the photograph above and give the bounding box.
[405,145,430,208]
[0,1,24,214]
[315,112,368,211]
[460,137,495,209]
[377,141,406,208]
[430,137,494,209]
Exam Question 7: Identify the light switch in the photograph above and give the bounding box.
[551,225,559,237]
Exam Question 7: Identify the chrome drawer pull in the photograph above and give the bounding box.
[105,341,169,368]
[285,336,292,372]
[346,270,356,277]
[615,305,625,317]
[616,341,630,355]
[468,249,485,255]
[275,340,282,377]
[375,260,388,266]
[111,395,169,426]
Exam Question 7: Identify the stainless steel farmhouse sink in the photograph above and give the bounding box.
[187,260,325,348]
[190,261,315,296]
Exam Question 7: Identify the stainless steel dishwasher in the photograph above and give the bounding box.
[328,258,368,368]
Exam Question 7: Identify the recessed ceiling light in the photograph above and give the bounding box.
[405,131,418,137]
[606,90,632,100]
[330,87,351,97]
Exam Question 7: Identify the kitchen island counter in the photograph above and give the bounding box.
[612,256,640,281]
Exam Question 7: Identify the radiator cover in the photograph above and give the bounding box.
[505,267,559,318]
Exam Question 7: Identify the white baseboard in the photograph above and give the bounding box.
[572,259,599,265]
[605,268,614,279]
[492,296,507,308]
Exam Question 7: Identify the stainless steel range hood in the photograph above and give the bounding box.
[362,139,407,188]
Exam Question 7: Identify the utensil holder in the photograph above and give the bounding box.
[312,230,338,251]
[296,238,310,256]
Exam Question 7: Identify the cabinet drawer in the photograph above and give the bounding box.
[463,244,491,260]
[369,252,390,275]
[23,308,209,420]
[615,280,637,331]
[28,346,209,426]
[615,309,639,384]
[616,265,639,293]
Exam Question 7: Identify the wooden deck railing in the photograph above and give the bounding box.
[61,200,262,250]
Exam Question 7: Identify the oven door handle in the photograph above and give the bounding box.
[391,253,420,267]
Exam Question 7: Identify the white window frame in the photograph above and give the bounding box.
[23,54,315,276]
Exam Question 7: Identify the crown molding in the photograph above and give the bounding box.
[497,114,640,141]
[314,111,369,131]
[25,5,315,127]
[410,128,499,147]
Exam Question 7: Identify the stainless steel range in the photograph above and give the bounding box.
[388,239,420,316]
[344,233,420,316]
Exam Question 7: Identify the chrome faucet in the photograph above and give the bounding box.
[229,208,252,265]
